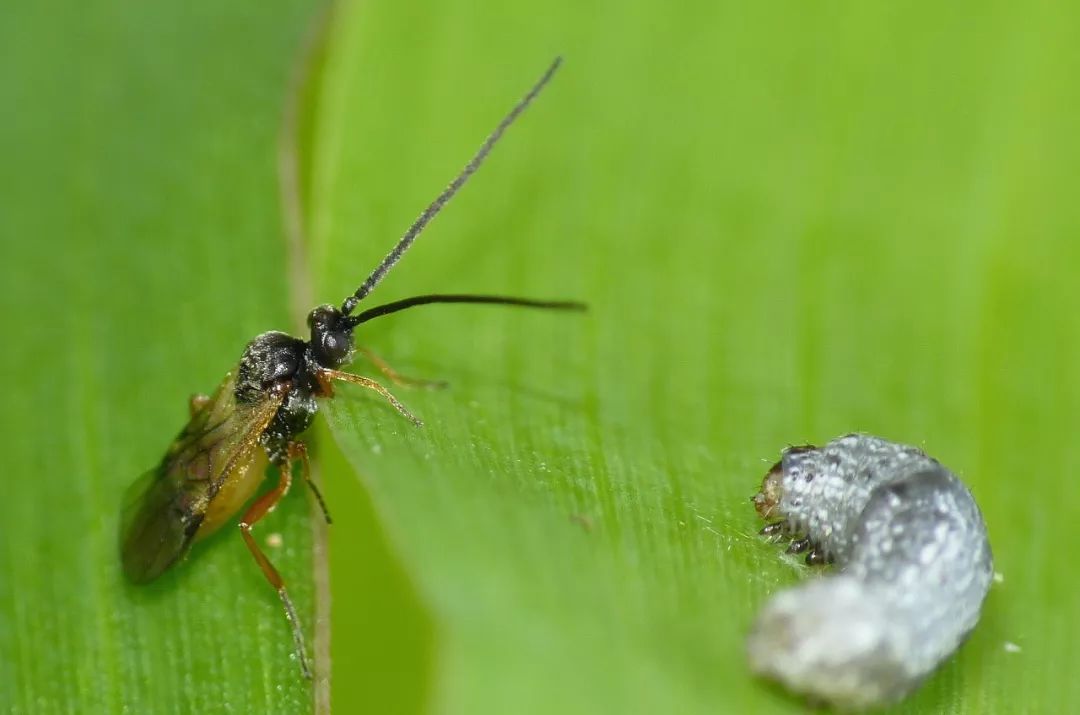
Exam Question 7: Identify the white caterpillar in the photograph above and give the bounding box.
[747,434,993,710]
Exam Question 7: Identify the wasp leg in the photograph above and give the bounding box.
[358,347,448,389]
[239,462,312,679]
[318,369,423,427]
[188,393,211,416]
[289,441,331,525]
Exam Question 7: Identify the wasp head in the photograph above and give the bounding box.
[307,304,355,368]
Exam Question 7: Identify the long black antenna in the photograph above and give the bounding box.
[340,57,563,316]
[345,293,586,327]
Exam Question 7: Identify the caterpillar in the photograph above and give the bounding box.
[746,433,993,710]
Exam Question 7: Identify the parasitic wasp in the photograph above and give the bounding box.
[119,57,582,678]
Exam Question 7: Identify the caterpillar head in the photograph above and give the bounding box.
[753,445,819,520]
[753,460,785,520]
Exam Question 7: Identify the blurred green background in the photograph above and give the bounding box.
[2,0,1078,713]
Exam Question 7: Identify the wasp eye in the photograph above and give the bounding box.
[318,331,351,365]
[306,304,352,366]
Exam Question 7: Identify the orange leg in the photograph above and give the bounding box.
[289,441,331,525]
[357,347,448,389]
[239,462,312,679]
[318,368,423,427]
[188,393,210,416]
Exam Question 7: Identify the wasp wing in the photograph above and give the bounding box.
[120,371,283,583]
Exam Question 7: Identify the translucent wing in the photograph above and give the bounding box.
[119,371,283,583]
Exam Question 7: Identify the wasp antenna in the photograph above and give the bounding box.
[340,56,563,316]
[345,293,586,327]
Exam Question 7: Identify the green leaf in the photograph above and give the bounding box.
[1,1,321,712]
[5,0,1079,713]
[307,1,1080,713]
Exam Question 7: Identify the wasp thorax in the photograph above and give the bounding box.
[307,304,354,368]
[236,331,306,403]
